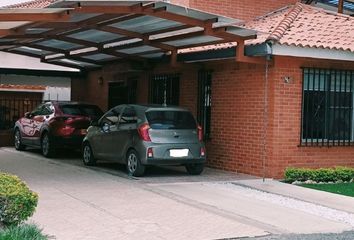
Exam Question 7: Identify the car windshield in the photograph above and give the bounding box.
[60,104,103,118]
[146,110,197,130]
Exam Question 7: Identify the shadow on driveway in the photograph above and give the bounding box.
[19,147,256,184]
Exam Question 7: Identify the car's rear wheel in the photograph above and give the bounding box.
[14,129,26,151]
[126,149,145,177]
[185,163,204,175]
[41,132,55,158]
[82,142,96,166]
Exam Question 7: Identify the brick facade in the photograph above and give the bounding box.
[72,55,354,179]
[188,0,299,21]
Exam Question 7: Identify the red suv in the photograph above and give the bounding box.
[14,101,103,157]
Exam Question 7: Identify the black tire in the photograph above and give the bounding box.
[126,149,145,177]
[82,142,96,166]
[185,163,205,175]
[14,129,26,151]
[41,132,55,158]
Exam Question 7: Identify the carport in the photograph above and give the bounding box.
[0,0,259,71]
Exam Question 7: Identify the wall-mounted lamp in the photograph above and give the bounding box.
[283,76,293,84]
[98,76,104,85]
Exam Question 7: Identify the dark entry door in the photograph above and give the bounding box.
[108,79,137,109]
[149,74,179,105]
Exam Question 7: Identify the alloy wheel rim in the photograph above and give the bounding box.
[42,135,49,155]
[127,153,137,173]
[83,146,91,163]
[14,131,20,148]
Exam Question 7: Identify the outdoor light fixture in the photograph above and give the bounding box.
[283,76,293,84]
[98,76,104,85]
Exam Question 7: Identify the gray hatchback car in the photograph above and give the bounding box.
[82,104,206,176]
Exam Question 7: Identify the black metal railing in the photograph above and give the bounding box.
[301,68,354,146]
[197,69,212,140]
[0,99,42,130]
[149,73,180,106]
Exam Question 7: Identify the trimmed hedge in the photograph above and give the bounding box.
[284,167,354,183]
[0,173,38,226]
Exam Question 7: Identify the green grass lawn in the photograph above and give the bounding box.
[300,182,354,197]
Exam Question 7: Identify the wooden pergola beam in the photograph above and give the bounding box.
[0,12,70,22]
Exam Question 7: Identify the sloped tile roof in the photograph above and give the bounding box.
[3,0,54,9]
[180,3,354,54]
[0,84,46,91]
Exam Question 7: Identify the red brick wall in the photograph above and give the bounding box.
[189,0,299,21]
[268,56,354,178]
[171,0,190,7]
[200,61,269,176]
[71,56,354,179]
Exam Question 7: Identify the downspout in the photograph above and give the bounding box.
[245,41,272,181]
[262,46,272,182]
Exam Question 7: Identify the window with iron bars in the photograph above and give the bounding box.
[301,68,354,146]
[197,70,212,140]
[149,74,180,106]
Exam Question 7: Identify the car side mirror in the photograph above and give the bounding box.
[24,112,32,119]
[102,122,110,133]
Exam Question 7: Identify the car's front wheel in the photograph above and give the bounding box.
[82,142,96,166]
[41,132,55,158]
[126,149,145,177]
[185,163,204,175]
[14,129,26,151]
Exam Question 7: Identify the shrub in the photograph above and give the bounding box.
[0,223,48,240]
[284,167,354,183]
[0,173,38,226]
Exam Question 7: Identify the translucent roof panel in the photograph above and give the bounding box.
[68,13,101,22]
[37,39,83,50]
[53,58,100,67]
[25,28,52,34]
[140,52,165,58]
[153,2,241,26]
[50,0,154,8]
[226,27,256,38]
[163,35,222,47]
[110,16,183,34]
[69,29,123,43]
[0,38,16,42]
[81,53,118,61]
[117,45,159,54]
[11,46,52,56]
[0,22,30,29]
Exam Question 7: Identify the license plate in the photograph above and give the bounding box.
[80,129,87,135]
[170,149,189,158]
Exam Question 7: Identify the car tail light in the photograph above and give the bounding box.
[58,126,75,136]
[200,147,206,157]
[147,148,153,158]
[138,123,151,142]
[54,116,75,125]
[197,125,203,142]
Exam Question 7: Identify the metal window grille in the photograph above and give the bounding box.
[197,70,212,140]
[301,68,354,146]
[0,99,42,130]
[149,73,180,106]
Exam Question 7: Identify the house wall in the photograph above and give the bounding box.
[188,0,299,21]
[269,56,354,178]
[0,74,71,101]
[72,55,354,179]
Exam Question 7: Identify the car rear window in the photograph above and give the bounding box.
[60,104,103,118]
[146,110,197,130]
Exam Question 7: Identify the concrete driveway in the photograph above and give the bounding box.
[0,147,353,240]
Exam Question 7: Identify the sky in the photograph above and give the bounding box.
[0,0,29,7]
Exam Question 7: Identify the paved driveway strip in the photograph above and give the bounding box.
[0,148,267,240]
[0,147,353,240]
